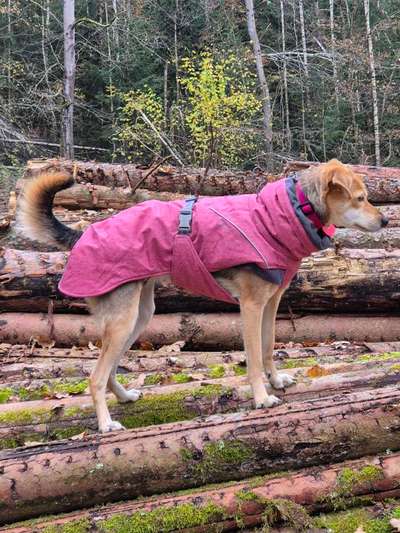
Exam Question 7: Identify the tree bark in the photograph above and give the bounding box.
[1,362,399,448]
[2,248,400,314]
[0,386,399,523]
[363,0,381,165]
[15,179,186,210]
[280,0,291,149]
[330,0,339,106]
[0,312,399,348]
[62,0,75,159]
[244,0,273,152]
[285,160,400,203]
[24,159,400,201]
[298,0,309,78]
[4,452,399,532]
[0,341,379,371]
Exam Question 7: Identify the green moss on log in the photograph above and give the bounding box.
[182,439,254,484]
[208,364,226,378]
[0,384,232,450]
[323,464,384,510]
[98,502,225,533]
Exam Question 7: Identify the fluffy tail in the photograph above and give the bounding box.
[18,172,83,249]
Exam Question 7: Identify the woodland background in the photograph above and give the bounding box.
[0,0,399,172]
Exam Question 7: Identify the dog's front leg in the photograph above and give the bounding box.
[262,289,295,390]
[240,299,281,408]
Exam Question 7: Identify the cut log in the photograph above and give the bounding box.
[14,175,400,223]
[1,341,386,382]
[0,386,399,523]
[2,452,399,532]
[15,179,187,210]
[23,158,273,195]
[285,160,400,203]
[1,312,399,348]
[2,248,400,314]
[23,158,400,201]
[1,363,399,450]
[335,226,400,248]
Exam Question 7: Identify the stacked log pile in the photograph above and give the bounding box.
[1,159,400,531]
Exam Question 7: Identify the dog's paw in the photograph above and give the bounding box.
[118,388,142,403]
[255,394,282,409]
[99,420,126,433]
[270,373,295,390]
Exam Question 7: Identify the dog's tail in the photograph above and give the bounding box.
[18,172,82,249]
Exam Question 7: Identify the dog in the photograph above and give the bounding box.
[18,159,387,433]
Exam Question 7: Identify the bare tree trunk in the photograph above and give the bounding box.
[164,60,169,128]
[363,0,381,165]
[244,0,273,152]
[7,0,11,104]
[329,0,339,106]
[62,0,75,160]
[280,0,290,150]
[174,0,180,101]
[298,0,309,78]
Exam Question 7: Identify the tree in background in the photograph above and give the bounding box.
[62,0,75,159]
[0,0,399,170]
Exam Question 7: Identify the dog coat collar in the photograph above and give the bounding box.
[295,181,336,238]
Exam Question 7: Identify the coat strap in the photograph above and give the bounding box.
[178,196,198,235]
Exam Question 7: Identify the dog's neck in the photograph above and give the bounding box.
[298,170,328,224]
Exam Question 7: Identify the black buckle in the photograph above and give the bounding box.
[178,197,197,235]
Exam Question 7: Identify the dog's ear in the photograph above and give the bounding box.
[320,159,352,200]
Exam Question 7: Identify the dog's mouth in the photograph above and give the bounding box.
[353,222,381,232]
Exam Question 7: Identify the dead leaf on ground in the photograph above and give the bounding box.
[306,365,331,378]
[30,337,56,350]
[158,340,185,353]
[24,441,44,447]
[354,527,366,533]
[138,340,154,351]
[70,431,88,440]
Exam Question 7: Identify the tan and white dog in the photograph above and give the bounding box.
[18,159,387,433]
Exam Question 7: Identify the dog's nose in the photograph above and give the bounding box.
[381,215,389,227]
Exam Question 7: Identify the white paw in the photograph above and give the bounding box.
[270,373,295,390]
[99,420,126,433]
[119,388,142,403]
[255,394,282,409]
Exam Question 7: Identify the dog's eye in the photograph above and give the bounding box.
[357,195,365,202]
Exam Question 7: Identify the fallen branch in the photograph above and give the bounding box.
[0,312,399,348]
[0,386,399,523]
[2,452,399,532]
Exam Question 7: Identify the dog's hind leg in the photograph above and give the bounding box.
[107,279,156,403]
[240,282,282,409]
[88,281,144,433]
[261,288,295,390]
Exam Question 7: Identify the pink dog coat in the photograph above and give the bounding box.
[58,176,334,304]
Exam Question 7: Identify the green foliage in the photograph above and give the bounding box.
[180,51,262,167]
[116,87,164,163]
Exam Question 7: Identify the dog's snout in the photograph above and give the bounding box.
[381,215,389,227]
